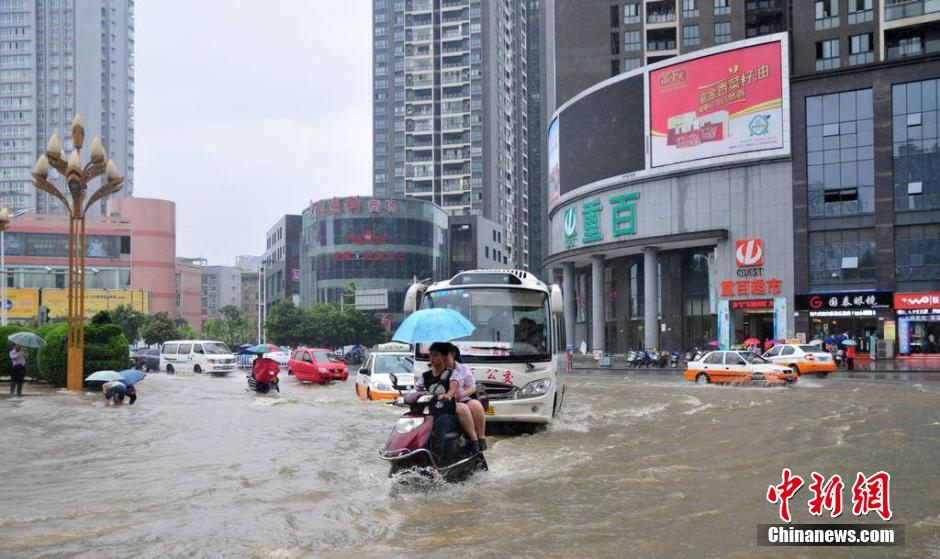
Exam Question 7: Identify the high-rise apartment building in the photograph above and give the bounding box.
[0,0,135,215]
[372,0,532,269]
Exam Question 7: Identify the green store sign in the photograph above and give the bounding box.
[563,192,640,249]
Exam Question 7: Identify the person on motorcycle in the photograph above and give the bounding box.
[416,342,482,453]
[251,355,281,391]
[446,344,487,451]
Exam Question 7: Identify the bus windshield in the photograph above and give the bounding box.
[420,288,550,362]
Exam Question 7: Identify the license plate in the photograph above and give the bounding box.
[485,405,495,416]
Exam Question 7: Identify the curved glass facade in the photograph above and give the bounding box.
[299,197,449,315]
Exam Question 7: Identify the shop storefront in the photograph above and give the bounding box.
[895,292,940,356]
[794,291,892,354]
[717,238,789,347]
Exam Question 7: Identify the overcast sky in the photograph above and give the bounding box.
[134,1,372,266]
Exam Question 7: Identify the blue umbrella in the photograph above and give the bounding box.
[85,370,124,382]
[392,308,475,344]
[119,369,146,386]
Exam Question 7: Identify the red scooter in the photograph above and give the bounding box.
[379,377,487,482]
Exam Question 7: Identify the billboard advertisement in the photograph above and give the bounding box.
[649,40,785,168]
[3,288,40,319]
[43,289,149,320]
[547,116,560,204]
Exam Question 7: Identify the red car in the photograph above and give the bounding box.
[288,348,349,383]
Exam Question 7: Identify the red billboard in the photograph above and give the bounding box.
[895,292,940,310]
[649,40,785,167]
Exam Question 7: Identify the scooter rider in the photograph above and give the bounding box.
[417,342,482,453]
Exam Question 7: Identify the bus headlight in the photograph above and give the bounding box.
[516,378,552,399]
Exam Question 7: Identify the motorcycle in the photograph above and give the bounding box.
[246,356,280,394]
[668,351,680,368]
[379,375,487,483]
[631,349,651,368]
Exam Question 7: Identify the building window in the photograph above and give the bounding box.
[623,57,642,72]
[610,32,620,55]
[610,5,619,27]
[849,33,874,65]
[714,22,731,44]
[623,3,640,24]
[806,89,875,218]
[683,24,700,47]
[808,229,876,284]
[816,38,840,71]
[683,0,699,18]
[815,0,839,29]
[893,78,940,211]
[848,0,873,24]
[714,0,730,16]
[895,225,940,280]
[611,59,620,76]
[624,30,641,51]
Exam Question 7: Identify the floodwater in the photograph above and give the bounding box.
[1,371,939,559]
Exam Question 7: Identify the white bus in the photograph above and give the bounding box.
[403,269,567,425]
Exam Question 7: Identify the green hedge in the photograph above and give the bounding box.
[36,322,130,387]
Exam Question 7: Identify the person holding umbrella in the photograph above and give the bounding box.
[8,344,25,396]
[6,332,46,396]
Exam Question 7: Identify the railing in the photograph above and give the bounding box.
[885,0,940,20]
[647,12,676,23]
[848,51,875,65]
[714,5,731,15]
[848,9,874,23]
[623,15,641,24]
[682,9,699,17]
[648,40,677,51]
[816,57,841,71]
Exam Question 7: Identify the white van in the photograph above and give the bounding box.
[159,340,237,375]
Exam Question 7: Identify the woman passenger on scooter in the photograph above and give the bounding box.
[446,344,487,451]
[417,342,482,453]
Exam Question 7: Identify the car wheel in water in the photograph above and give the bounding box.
[140,363,149,373]
[695,373,710,385]
[194,365,202,374]
[367,387,372,400]
[166,365,174,374]
[789,364,801,375]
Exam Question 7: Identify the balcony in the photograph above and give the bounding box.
[885,24,940,59]
[441,0,468,10]
[885,0,940,21]
[848,9,874,24]
[442,178,469,192]
[442,28,468,41]
[816,57,841,71]
[406,0,432,13]
[442,40,470,54]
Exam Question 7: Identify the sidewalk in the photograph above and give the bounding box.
[570,355,940,373]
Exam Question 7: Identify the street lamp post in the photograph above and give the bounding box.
[0,208,29,326]
[30,114,124,390]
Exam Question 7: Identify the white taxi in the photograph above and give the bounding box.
[355,352,415,401]
[762,344,837,376]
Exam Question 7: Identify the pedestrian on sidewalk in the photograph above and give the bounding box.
[846,344,856,371]
[8,344,25,396]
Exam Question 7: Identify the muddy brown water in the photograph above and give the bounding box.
[1,372,938,558]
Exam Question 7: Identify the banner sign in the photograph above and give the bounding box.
[894,292,940,310]
[649,40,785,167]
[43,289,149,319]
[796,291,892,311]
[548,116,560,204]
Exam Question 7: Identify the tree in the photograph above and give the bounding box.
[36,322,129,386]
[140,312,180,346]
[264,300,309,347]
[111,304,147,345]
[343,306,387,347]
[343,281,358,306]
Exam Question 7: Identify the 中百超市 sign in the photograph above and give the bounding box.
[562,193,640,250]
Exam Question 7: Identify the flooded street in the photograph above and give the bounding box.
[2,372,939,559]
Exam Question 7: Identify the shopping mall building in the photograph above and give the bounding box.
[299,196,449,330]
[544,24,940,357]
